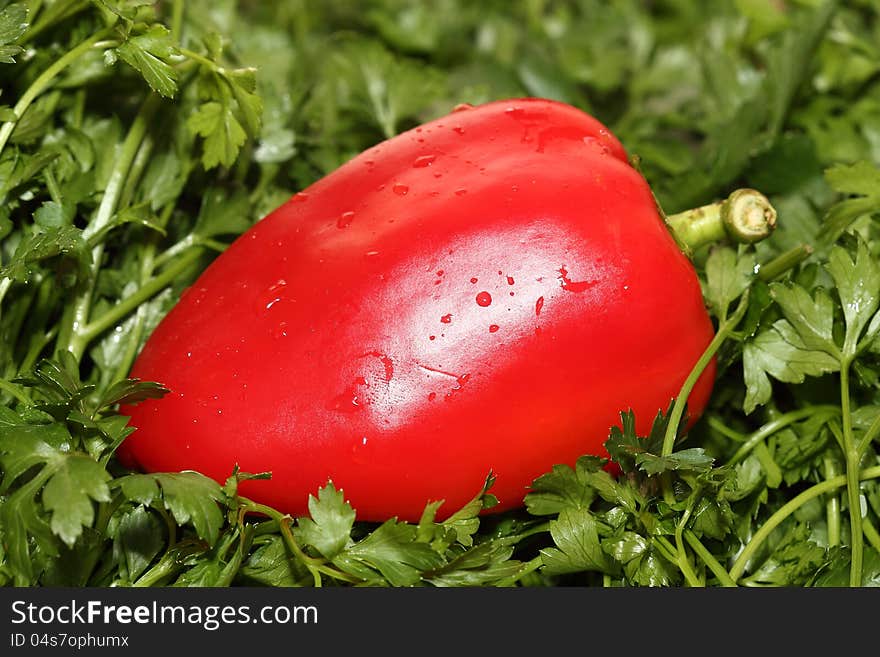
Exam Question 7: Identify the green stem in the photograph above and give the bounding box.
[502,521,552,544]
[757,244,814,282]
[107,203,177,383]
[856,408,880,458]
[117,133,155,213]
[278,517,361,586]
[729,465,880,583]
[178,46,222,71]
[58,93,163,359]
[43,167,62,205]
[132,550,180,587]
[171,0,185,41]
[839,361,864,587]
[823,456,841,547]
[20,326,56,376]
[0,378,30,404]
[674,502,703,587]
[683,530,737,587]
[151,235,227,271]
[667,188,777,252]
[662,291,751,460]
[754,441,782,487]
[708,416,747,442]
[651,535,679,565]
[242,500,362,585]
[660,292,750,506]
[864,520,880,555]
[110,304,148,384]
[7,274,56,374]
[77,246,204,348]
[653,535,702,586]
[81,94,162,245]
[0,28,112,157]
[728,405,839,466]
[0,277,11,313]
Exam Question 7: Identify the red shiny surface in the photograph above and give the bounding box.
[119,98,716,521]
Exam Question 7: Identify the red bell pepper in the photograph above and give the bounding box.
[119,98,770,521]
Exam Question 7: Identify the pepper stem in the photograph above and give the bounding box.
[666,188,778,253]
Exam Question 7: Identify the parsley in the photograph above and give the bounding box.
[2,0,880,588]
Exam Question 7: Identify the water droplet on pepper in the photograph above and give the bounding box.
[413,154,437,168]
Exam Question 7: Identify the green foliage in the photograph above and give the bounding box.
[0,3,28,64]
[1,0,880,589]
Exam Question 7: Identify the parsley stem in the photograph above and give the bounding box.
[132,550,179,587]
[118,133,155,213]
[863,520,880,555]
[0,378,30,404]
[278,516,362,586]
[653,535,702,585]
[683,531,736,587]
[660,292,749,506]
[729,465,880,583]
[109,204,175,384]
[171,0,185,41]
[728,405,839,466]
[177,47,223,72]
[674,501,703,587]
[707,416,747,442]
[109,304,148,386]
[20,325,56,376]
[823,457,841,548]
[241,500,363,585]
[0,28,113,157]
[756,244,814,282]
[662,290,751,468]
[43,167,62,205]
[826,424,876,563]
[856,408,880,458]
[59,93,164,359]
[152,234,227,272]
[81,93,162,245]
[77,246,204,348]
[0,276,9,308]
[838,360,864,587]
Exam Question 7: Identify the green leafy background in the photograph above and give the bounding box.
[1,0,880,587]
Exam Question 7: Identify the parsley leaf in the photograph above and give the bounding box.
[117,471,225,544]
[0,3,28,64]
[112,25,179,99]
[703,246,757,322]
[333,519,445,586]
[42,454,112,546]
[0,414,110,582]
[187,101,247,170]
[825,236,880,357]
[743,322,840,413]
[539,508,615,576]
[820,161,880,244]
[293,481,355,560]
